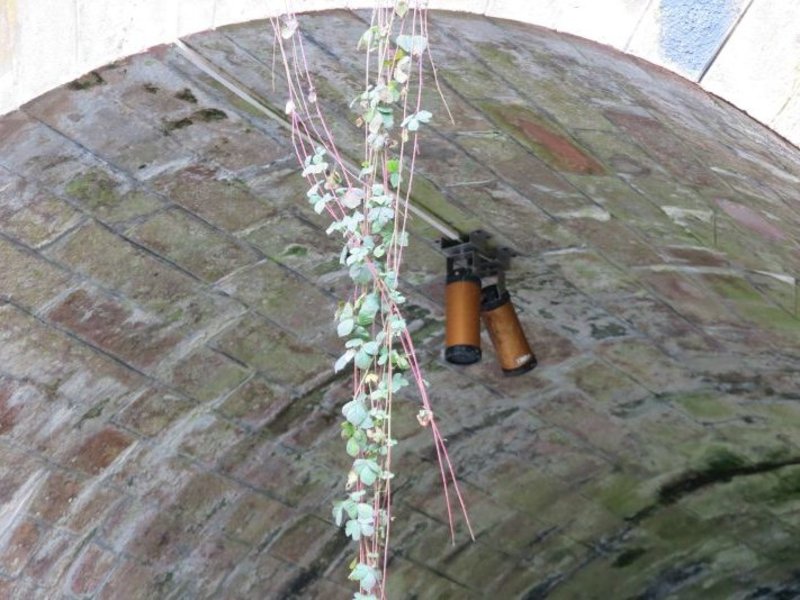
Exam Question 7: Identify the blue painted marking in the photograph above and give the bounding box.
[659,0,738,78]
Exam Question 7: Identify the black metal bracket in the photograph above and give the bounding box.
[440,230,516,291]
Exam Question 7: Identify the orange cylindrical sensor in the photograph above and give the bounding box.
[444,270,482,365]
[481,284,536,375]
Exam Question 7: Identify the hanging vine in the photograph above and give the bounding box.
[270,2,472,598]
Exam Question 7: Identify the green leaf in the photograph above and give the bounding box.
[358,26,379,51]
[391,373,409,393]
[390,172,401,188]
[401,111,432,132]
[334,349,356,373]
[359,293,381,322]
[349,264,372,284]
[404,116,419,132]
[337,318,354,337]
[350,563,380,592]
[342,398,372,429]
[346,436,361,457]
[393,55,411,84]
[354,348,372,370]
[395,34,427,56]
[393,352,410,370]
[353,459,381,486]
[345,519,362,540]
[332,500,345,526]
[362,341,379,356]
[332,498,356,527]
[314,197,329,214]
[342,188,365,209]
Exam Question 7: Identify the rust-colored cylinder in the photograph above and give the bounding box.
[444,270,482,365]
[481,284,536,375]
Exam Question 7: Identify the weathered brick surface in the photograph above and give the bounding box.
[0,168,83,248]
[0,236,73,310]
[213,312,332,389]
[0,9,800,600]
[150,165,275,232]
[126,207,260,283]
[67,543,116,595]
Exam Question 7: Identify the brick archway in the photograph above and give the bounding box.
[1,11,799,598]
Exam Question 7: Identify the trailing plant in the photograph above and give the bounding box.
[271,3,472,598]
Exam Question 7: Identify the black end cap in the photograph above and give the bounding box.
[445,345,482,365]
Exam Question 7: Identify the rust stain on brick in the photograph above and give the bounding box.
[30,471,82,522]
[715,198,788,242]
[0,381,20,435]
[69,427,134,475]
[0,519,42,576]
[47,288,181,368]
[483,103,605,175]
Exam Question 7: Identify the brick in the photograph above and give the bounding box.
[161,107,285,172]
[28,83,194,178]
[97,560,179,600]
[596,339,697,394]
[532,390,636,459]
[215,260,337,351]
[0,236,72,311]
[114,388,195,437]
[106,451,195,507]
[0,169,83,248]
[441,540,510,591]
[216,376,293,431]
[0,447,46,510]
[267,515,335,568]
[65,427,135,476]
[218,438,338,507]
[567,358,651,408]
[183,533,250,595]
[161,346,250,403]
[45,222,197,310]
[61,486,123,537]
[234,164,308,217]
[150,165,274,232]
[0,325,137,451]
[127,208,260,282]
[386,556,475,598]
[604,294,717,354]
[0,518,43,576]
[63,168,164,224]
[23,530,77,585]
[222,553,297,598]
[639,270,740,327]
[0,116,88,189]
[28,469,84,524]
[265,383,342,450]
[213,313,332,389]
[175,413,248,468]
[243,213,342,280]
[68,544,116,595]
[122,473,239,564]
[47,286,183,370]
[221,492,292,546]
[606,109,717,187]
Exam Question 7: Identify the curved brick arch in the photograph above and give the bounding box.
[1,10,800,599]
[3,2,800,146]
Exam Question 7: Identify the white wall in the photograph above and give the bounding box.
[1,0,799,146]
